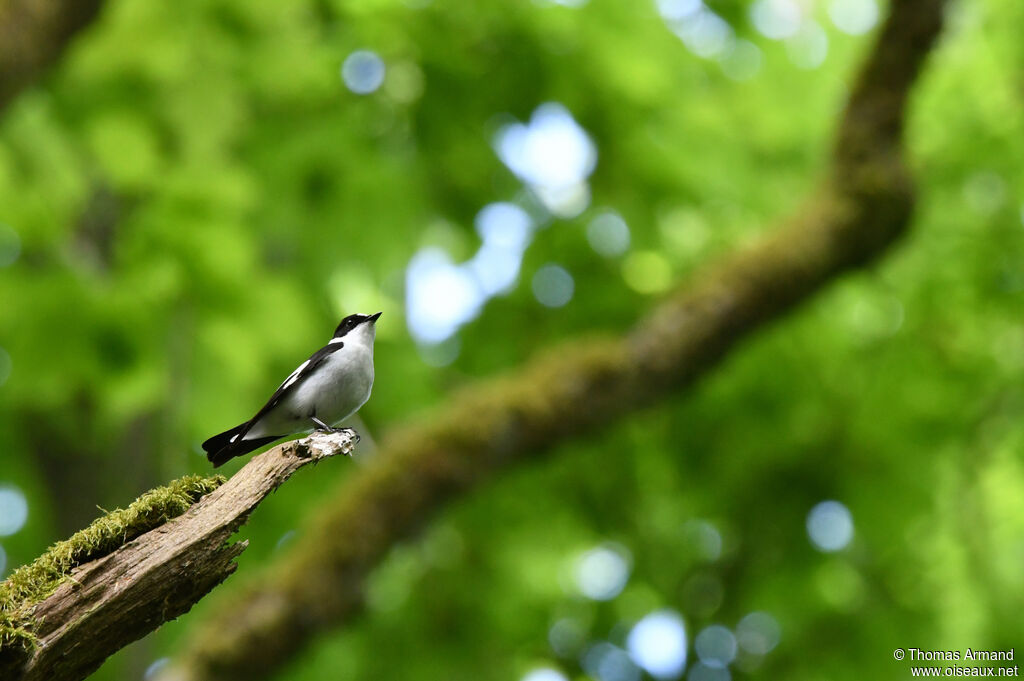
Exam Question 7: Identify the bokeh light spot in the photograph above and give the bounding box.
[496,104,596,187]
[495,103,597,216]
[405,248,484,344]
[476,202,533,251]
[845,293,905,341]
[694,625,737,668]
[274,530,296,551]
[470,202,535,294]
[686,662,730,681]
[806,500,854,552]
[144,658,170,680]
[587,211,631,257]
[962,171,1006,215]
[383,61,424,103]
[814,558,866,610]
[549,618,587,658]
[720,40,762,81]
[583,642,641,681]
[0,485,28,536]
[622,251,672,294]
[827,0,879,35]
[533,264,575,308]
[750,0,803,40]
[0,224,20,267]
[627,610,688,679]
[536,183,591,219]
[656,0,701,22]
[404,204,538,346]
[417,336,462,367]
[736,612,781,655]
[575,543,631,600]
[685,520,723,561]
[672,9,734,59]
[342,50,386,94]
[469,244,526,296]
[659,207,710,257]
[521,667,569,681]
[786,21,829,69]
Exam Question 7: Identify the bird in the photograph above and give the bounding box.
[202,312,381,467]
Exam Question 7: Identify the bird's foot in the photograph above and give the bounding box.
[323,427,360,447]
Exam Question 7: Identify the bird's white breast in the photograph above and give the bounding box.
[289,342,374,424]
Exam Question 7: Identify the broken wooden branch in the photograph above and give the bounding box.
[0,430,358,681]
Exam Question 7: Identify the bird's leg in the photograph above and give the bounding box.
[310,415,338,433]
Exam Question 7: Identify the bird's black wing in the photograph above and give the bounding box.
[238,341,345,436]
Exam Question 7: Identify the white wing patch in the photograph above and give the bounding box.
[280,359,311,391]
[328,337,345,344]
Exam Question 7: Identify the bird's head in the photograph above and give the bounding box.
[333,312,382,341]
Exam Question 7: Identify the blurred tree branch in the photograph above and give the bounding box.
[0,433,357,681]
[161,1,948,679]
[0,0,104,111]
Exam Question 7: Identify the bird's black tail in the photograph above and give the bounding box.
[202,423,281,468]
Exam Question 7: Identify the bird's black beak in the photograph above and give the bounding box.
[368,312,382,323]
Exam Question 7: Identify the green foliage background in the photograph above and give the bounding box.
[0,0,1022,679]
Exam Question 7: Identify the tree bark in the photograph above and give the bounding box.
[2,431,358,681]
[0,0,105,111]
[160,2,948,680]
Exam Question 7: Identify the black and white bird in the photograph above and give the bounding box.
[202,312,381,467]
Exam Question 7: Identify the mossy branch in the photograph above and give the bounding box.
[0,431,358,681]
[0,475,225,657]
[162,2,948,680]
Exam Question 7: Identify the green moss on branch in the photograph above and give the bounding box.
[0,474,225,656]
